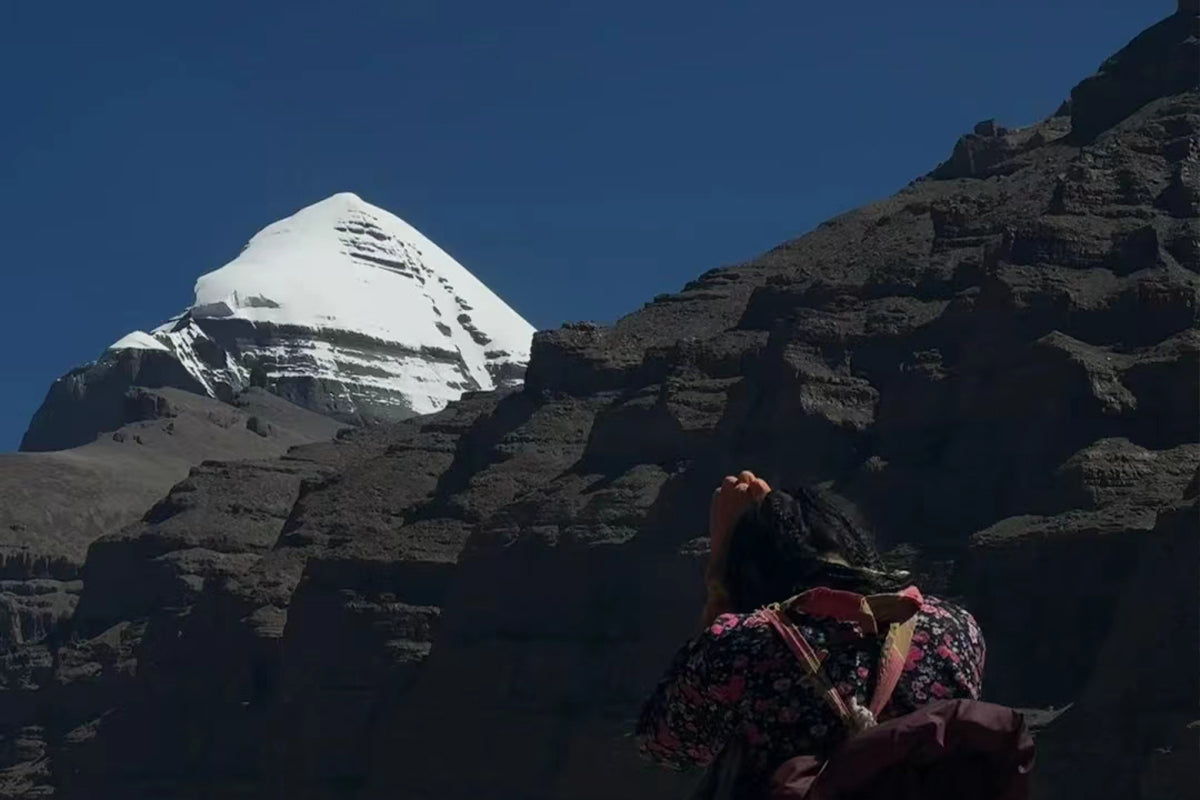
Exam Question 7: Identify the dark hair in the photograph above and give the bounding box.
[721,486,894,611]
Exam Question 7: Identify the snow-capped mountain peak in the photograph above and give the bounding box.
[106,192,535,422]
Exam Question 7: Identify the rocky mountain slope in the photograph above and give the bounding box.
[1,5,1196,799]
[21,192,535,452]
[0,386,346,794]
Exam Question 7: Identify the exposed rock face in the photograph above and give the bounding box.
[13,393,499,798]
[1069,5,1199,144]
[19,349,209,453]
[1032,491,1198,800]
[0,388,345,797]
[3,7,1196,799]
[0,387,345,588]
[21,193,535,453]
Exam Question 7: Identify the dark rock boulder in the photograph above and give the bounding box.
[930,115,1072,180]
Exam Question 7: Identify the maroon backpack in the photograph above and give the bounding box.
[691,587,1035,800]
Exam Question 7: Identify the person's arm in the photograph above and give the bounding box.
[634,472,772,768]
[960,604,987,697]
[633,619,747,770]
[702,472,771,628]
[699,580,731,630]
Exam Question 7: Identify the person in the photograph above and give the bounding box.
[634,471,986,797]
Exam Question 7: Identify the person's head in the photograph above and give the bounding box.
[720,485,888,611]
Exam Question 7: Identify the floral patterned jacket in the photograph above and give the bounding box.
[634,592,985,787]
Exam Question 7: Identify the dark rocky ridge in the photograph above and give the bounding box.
[2,7,1197,798]
[20,349,211,453]
[1,387,345,583]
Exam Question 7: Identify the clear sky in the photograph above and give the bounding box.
[0,0,1174,450]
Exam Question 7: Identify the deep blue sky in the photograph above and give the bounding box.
[0,1,1173,450]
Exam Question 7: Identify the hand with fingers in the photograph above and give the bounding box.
[701,470,771,627]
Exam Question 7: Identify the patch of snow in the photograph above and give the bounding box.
[156,320,217,395]
[108,331,170,353]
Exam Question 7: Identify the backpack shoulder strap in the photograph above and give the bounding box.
[763,589,924,730]
[867,615,917,719]
[761,607,854,724]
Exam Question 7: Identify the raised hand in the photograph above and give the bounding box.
[701,470,771,628]
[708,470,771,565]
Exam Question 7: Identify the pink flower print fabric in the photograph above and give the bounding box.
[634,594,985,789]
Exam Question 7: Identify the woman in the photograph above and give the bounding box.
[634,472,986,796]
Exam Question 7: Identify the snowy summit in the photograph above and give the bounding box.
[108,192,535,421]
[108,330,171,353]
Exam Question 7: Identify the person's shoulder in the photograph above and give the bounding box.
[916,593,986,654]
[916,592,986,645]
[696,614,787,657]
[705,610,774,637]
[685,610,783,676]
[918,593,976,623]
[913,592,987,695]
